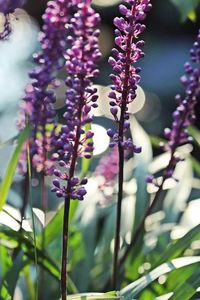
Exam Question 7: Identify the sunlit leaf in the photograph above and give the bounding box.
[155,224,200,267]
[170,267,200,299]
[67,293,122,300]
[170,0,200,22]
[0,125,30,211]
[129,117,152,231]
[0,246,12,282]
[163,158,193,223]
[0,251,26,299]
[120,256,200,300]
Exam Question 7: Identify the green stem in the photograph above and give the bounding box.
[39,173,47,299]
[61,196,71,300]
[27,144,39,300]
[61,101,83,299]
[111,2,136,289]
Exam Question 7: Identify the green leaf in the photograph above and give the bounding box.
[23,266,36,300]
[0,125,30,211]
[0,251,26,299]
[120,256,200,300]
[67,293,123,300]
[0,246,12,281]
[188,9,196,21]
[189,126,200,147]
[163,158,193,223]
[129,117,152,232]
[164,263,199,295]
[190,156,200,175]
[170,267,200,299]
[170,0,200,22]
[0,227,60,281]
[155,224,200,266]
[38,206,64,246]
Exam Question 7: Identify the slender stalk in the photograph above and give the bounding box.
[112,143,124,289]
[111,3,136,289]
[61,100,83,299]
[61,195,71,300]
[20,171,29,228]
[39,173,47,300]
[27,145,39,300]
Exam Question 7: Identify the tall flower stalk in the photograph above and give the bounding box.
[17,1,73,297]
[120,29,200,267]
[18,0,71,176]
[107,0,151,289]
[51,1,101,298]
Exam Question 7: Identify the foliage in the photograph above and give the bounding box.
[0,1,200,300]
[170,0,200,21]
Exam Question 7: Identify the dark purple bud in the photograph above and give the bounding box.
[77,187,87,197]
[54,169,62,178]
[145,175,154,184]
[56,191,63,198]
[53,179,60,188]
[81,178,88,185]
[107,129,114,138]
[134,146,142,153]
[70,177,79,186]
[110,107,118,116]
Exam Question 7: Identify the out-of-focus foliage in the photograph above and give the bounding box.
[0,116,200,299]
[170,0,200,21]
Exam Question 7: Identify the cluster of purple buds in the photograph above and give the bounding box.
[52,174,88,201]
[0,0,26,39]
[107,0,151,152]
[147,30,200,184]
[18,0,72,175]
[52,0,101,200]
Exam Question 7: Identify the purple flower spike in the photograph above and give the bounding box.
[108,0,152,152]
[162,29,200,178]
[52,0,101,201]
[18,0,73,175]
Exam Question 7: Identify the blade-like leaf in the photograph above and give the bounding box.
[40,199,80,247]
[0,245,12,281]
[0,251,26,299]
[129,117,152,231]
[189,125,200,147]
[170,0,200,22]
[170,267,200,300]
[120,256,200,300]
[0,125,30,211]
[155,223,200,266]
[67,293,122,300]
[163,158,193,223]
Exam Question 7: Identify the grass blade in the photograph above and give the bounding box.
[170,267,200,299]
[155,224,200,266]
[0,125,30,211]
[120,256,200,300]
